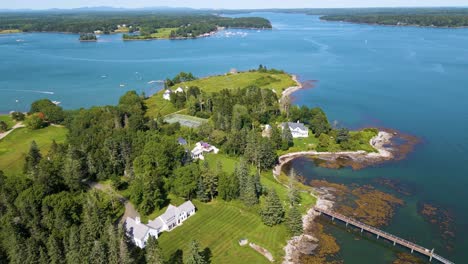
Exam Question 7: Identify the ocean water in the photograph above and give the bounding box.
[1,12,468,263]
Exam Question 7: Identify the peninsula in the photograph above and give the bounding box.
[0,66,399,264]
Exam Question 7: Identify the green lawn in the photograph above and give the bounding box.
[277,135,320,156]
[0,126,68,176]
[0,115,16,130]
[174,71,297,95]
[158,199,287,264]
[150,28,178,39]
[144,91,178,118]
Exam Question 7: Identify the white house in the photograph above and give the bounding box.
[191,142,219,160]
[163,89,172,100]
[281,121,309,138]
[175,87,184,93]
[125,201,196,248]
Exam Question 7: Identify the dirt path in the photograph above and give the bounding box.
[0,122,25,141]
[87,181,139,222]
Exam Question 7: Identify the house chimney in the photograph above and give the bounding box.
[297,120,300,123]
[135,217,141,224]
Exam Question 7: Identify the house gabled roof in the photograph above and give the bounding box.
[159,205,180,226]
[283,122,307,131]
[147,217,164,230]
[178,137,188,145]
[179,201,195,213]
[125,217,149,241]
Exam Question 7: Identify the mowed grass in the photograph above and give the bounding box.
[158,200,287,264]
[144,91,178,118]
[150,28,178,39]
[0,126,68,176]
[174,71,297,95]
[0,115,16,130]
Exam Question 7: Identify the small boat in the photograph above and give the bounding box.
[120,84,125,87]
[16,39,24,42]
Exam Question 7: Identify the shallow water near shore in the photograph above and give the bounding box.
[2,12,468,263]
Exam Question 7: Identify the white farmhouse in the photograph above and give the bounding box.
[282,121,309,138]
[191,141,219,160]
[125,201,196,248]
[175,87,184,93]
[163,89,172,100]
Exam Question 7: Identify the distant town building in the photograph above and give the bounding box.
[191,141,219,160]
[175,87,184,93]
[125,201,196,248]
[229,68,238,74]
[281,121,309,138]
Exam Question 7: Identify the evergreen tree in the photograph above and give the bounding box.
[288,169,301,206]
[23,140,42,175]
[281,125,293,151]
[242,175,259,207]
[287,206,303,236]
[260,189,285,226]
[107,224,120,264]
[218,171,239,201]
[90,240,107,264]
[65,226,81,264]
[47,236,65,264]
[39,246,49,264]
[62,146,85,191]
[118,225,133,264]
[270,125,282,150]
[185,240,206,264]
[196,178,209,203]
[145,236,163,264]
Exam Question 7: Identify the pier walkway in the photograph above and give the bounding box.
[314,207,454,264]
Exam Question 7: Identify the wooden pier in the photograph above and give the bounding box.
[314,207,454,264]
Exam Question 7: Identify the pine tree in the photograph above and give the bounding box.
[287,206,303,236]
[47,236,65,264]
[270,125,282,150]
[196,178,209,202]
[185,240,206,264]
[288,169,301,206]
[23,140,42,175]
[118,224,133,264]
[38,246,49,264]
[243,175,259,207]
[281,125,293,151]
[107,224,119,264]
[260,189,285,226]
[65,226,81,264]
[90,240,107,264]
[145,236,163,264]
[62,146,85,191]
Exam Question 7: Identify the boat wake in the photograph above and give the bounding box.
[0,89,54,94]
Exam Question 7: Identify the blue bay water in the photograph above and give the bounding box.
[1,12,468,263]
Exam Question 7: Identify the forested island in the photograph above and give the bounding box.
[319,8,468,28]
[0,12,272,40]
[79,33,97,41]
[0,67,385,263]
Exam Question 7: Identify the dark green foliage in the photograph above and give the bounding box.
[0,12,271,34]
[288,169,301,206]
[23,140,42,175]
[30,99,65,124]
[62,146,87,191]
[317,133,332,152]
[218,171,239,201]
[25,113,45,129]
[260,189,285,226]
[336,128,350,144]
[245,131,278,172]
[11,111,25,121]
[322,13,468,27]
[242,174,259,207]
[146,236,163,264]
[79,33,97,41]
[0,121,7,132]
[172,164,200,199]
[281,125,294,151]
[185,240,207,264]
[287,206,303,236]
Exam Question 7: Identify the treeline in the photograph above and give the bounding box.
[79,33,97,41]
[0,12,272,35]
[321,14,468,27]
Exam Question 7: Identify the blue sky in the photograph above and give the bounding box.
[2,0,467,10]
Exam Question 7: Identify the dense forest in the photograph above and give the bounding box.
[0,12,272,39]
[320,14,468,27]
